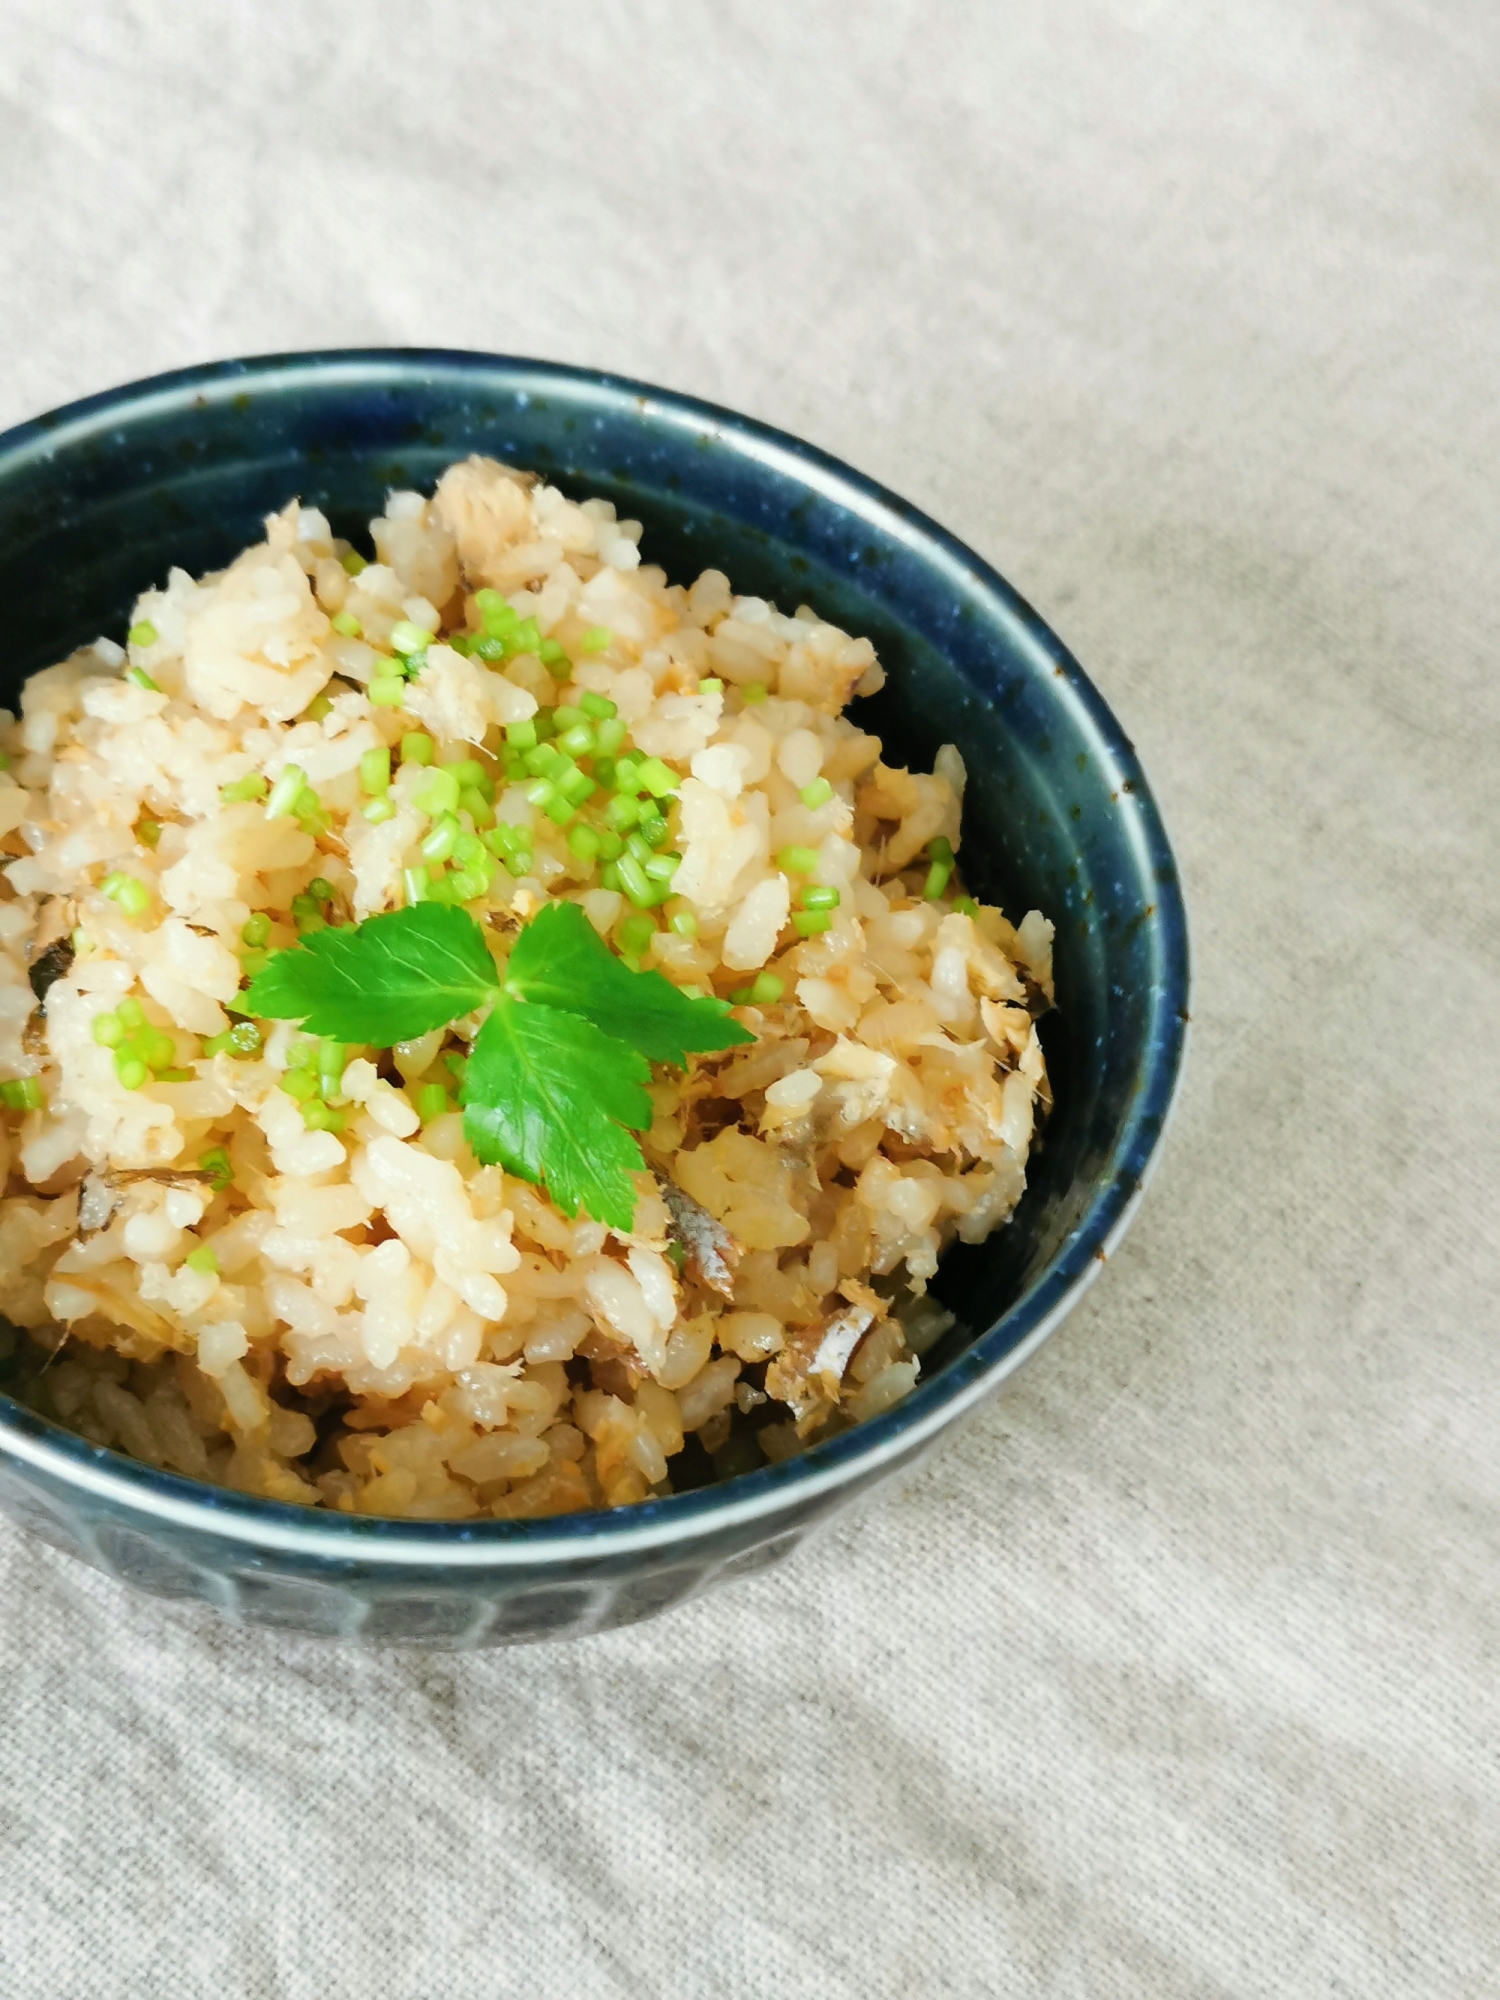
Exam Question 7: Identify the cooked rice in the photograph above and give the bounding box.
[0,459,1054,1517]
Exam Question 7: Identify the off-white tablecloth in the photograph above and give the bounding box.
[2,4,1496,1993]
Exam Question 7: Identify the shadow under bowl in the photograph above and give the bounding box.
[0,351,1188,1647]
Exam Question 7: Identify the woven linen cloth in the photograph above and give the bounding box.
[1,4,1496,1994]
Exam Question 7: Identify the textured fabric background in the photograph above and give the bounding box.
[1,4,1497,1994]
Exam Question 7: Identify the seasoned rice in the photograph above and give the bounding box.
[0,459,1054,1516]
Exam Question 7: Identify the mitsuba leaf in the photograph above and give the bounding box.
[460,994,653,1231]
[243,904,500,1044]
[503,899,753,1065]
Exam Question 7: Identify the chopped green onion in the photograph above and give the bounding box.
[599,860,623,893]
[400,732,434,767]
[619,912,657,955]
[127,621,159,648]
[580,626,612,653]
[239,947,270,980]
[0,1077,43,1112]
[800,884,840,910]
[135,819,161,849]
[199,1146,232,1192]
[593,717,628,758]
[201,1031,234,1058]
[922,836,955,900]
[92,1011,124,1048]
[568,823,602,862]
[557,723,594,759]
[278,1068,319,1103]
[506,718,538,750]
[403,867,431,905]
[290,894,325,932]
[295,788,330,833]
[304,693,334,723]
[240,912,271,947]
[537,637,567,669]
[413,768,461,817]
[777,845,819,875]
[220,773,268,804]
[301,1101,345,1134]
[596,828,624,861]
[420,814,459,864]
[102,874,151,918]
[368,678,406,707]
[389,619,430,657]
[559,768,596,807]
[954,895,980,917]
[636,757,677,799]
[799,777,834,810]
[265,766,307,819]
[483,829,533,877]
[474,588,516,634]
[117,997,145,1030]
[643,852,681,882]
[415,1082,449,1122]
[669,909,698,938]
[286,1038,317,1069]
[114,1053,147,1091]
[229,1020,262,1057]
[635,809,669,849]
[742,682,768,704]
[792,910,832,937]
[578,690,617,719]
[359,746,391,797]
[750,971,783,1004]
[447,866,488,903]
[605,792,640,832]
[617,855,654,907]
[127,666,160,692]
[459,787,494,829]
[330,610,362,638]
[362,796,396,824]
[474,635,506,662]
[698,678,723,695]
[184,1244,218,1275]
[306,878,334,905]
[339,549,367,576]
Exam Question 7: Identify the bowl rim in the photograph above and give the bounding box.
[0,347,1190,1565]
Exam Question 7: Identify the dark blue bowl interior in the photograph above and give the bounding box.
[0,352,1185,1428]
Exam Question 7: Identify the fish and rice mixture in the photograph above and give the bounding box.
[0,457,1054,1517]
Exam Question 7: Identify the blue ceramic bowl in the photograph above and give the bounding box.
[0,352,1187,1646]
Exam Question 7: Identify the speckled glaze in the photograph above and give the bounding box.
[0,352,1188,1646]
